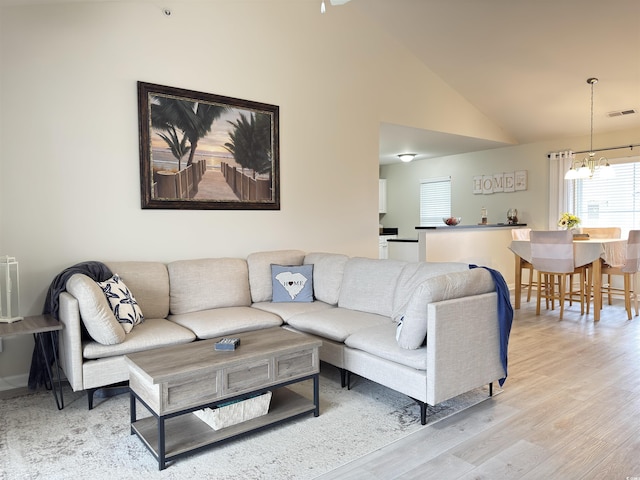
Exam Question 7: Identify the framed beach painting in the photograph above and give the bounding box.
[138,82,280,210]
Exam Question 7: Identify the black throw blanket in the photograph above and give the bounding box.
[28,261,113,390]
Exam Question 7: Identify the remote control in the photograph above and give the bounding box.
[214,337,240,351]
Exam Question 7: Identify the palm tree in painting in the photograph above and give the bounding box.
[224,112,272,178]
[156,125,191,171]
[151,95,227,169]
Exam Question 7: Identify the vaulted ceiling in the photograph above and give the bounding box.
[350,0,640,163]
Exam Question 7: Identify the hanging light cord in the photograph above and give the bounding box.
[588,77,597,156]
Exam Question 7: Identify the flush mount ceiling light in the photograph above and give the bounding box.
[398,153,417,163]
[565,78,615,180]
[321,0,351,13]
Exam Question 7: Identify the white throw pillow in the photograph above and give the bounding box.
[96,274,144,333]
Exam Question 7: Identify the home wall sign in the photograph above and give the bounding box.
[138,82,280,210]
[473,170,527,195]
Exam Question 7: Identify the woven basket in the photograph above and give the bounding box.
[193,391,272,430]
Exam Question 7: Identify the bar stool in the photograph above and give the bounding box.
[530,230,587,319]
[512,228,536,303]
[581,227,622,308]
[599,230,640,320]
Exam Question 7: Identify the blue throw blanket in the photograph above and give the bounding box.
[28,261,113,390]
[469,264,513,386]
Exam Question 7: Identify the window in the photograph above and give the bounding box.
[571,159,640,237]
[420,176,451,226]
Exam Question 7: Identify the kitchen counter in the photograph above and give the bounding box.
[416,223,527,230]
[408,224,529,287]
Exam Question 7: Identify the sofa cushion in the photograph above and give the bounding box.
[82,318,196,359]
[252,300,334,322]
[396,268,495,350]
[391,262,469,322]
[247,250,306,303]
[168,258,251,315]
[168,306,282,339]
[304,252,349,305]
[345,323,428,370]
[271,264,314,302]
[338,257,407,317]
[287,307,389,343]
[66,274,125,345]
[105,261,170,319]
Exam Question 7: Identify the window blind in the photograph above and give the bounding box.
[419,176,451,226]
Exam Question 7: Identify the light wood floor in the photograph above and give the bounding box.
[317,294,640,480]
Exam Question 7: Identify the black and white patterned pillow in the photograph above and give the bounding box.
[96,274,144,333]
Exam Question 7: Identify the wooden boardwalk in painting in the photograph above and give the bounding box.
[193,169,239,201]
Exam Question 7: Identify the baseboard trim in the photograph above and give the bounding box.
[0,373,29,392]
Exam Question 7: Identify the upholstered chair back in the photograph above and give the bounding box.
[530,230,575,274]
[581,227,622,239]
[623,230,640,274]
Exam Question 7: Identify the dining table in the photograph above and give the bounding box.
[509,238,627,321]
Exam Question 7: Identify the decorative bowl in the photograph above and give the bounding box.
[443,217,461,226]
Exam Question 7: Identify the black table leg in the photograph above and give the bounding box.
[130,392,137,434]
[35,331,64,410]
[158,416,166,470]
[313,373,320,417]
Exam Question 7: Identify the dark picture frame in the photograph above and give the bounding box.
[138,82,280,210]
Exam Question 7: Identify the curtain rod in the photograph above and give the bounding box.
[548,143,640,158]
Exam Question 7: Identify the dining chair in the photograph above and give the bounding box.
[580,227,622,239]
[530,230,587,319]
[511,228,537,303]
[581,227,622,306]
[599,230,640,320]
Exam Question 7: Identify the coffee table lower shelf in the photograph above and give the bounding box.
[131,386,316,468]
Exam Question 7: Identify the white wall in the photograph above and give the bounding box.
[0,1,505,385]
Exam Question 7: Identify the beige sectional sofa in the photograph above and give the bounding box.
[57,250,507,423]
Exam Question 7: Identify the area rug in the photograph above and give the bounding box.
[0,366,492,480]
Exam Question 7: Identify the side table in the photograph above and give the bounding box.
[0,314,64,409]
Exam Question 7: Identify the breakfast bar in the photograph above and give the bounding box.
[415,224,527,288]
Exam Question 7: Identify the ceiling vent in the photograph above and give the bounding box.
[608,109,637,117]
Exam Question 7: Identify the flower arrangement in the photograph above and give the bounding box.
[558,212,581,229]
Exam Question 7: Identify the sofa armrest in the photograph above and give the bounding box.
[58,291,85,391]
[426,292,504,405]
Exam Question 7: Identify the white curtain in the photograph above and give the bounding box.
[548,153,574,229]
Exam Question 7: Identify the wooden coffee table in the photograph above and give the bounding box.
[125,327,322,470]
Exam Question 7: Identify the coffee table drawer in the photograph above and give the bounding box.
[275,348,318,380]
[223,358,272,395]
[165,370,220,411]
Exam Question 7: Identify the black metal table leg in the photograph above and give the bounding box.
[130,392,136,434]
[313,373,320,417]
[158,416,166,470]
[35,331,64,410]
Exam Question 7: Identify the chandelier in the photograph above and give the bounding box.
[564,78,615,180]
